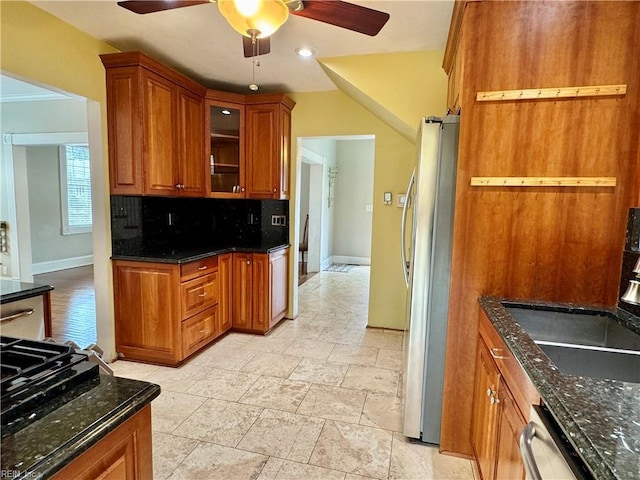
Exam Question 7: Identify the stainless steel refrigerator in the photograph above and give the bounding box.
[400,115,459,444]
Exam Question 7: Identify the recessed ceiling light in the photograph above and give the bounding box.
[221,109,231,115]
[296,47,316,58]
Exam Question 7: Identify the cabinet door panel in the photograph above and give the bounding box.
[106,67,143,195]
[279,107,291,199]
[143,71,177,196]
[472,340,501,480]
[269,248,288,328]
[113,261,181,364]
[252,253,270,332]
[51,404,152,480]
[178,88,206,196]
[218,253,232,332]
[246,105,278,198]
[232,253,252,329]
[207,101,245,198]
[495,387,526,480]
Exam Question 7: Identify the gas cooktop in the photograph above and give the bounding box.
[0,336,99,430]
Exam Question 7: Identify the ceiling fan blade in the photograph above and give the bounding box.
[291,0,390,36]
[243,36,271,58]
[117,1,209,15]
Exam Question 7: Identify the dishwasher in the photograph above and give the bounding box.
[520,405,594,480]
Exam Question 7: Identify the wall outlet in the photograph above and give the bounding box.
[271,215,287,226]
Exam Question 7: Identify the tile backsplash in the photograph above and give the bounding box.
[111,196,289,256]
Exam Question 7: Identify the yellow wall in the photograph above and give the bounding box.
[288,90,413,329]
[319,51,448,141]
[1,1,118,101]
[289,52,447,330]
[1,0,119,355]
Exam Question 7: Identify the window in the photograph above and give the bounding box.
[59,145,92,235]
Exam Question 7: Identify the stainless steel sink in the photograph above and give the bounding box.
[535,341,640,383]
[505,306,640,383]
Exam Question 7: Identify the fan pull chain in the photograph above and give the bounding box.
[249,29,260,91]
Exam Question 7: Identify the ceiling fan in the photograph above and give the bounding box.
[117,0,390,58]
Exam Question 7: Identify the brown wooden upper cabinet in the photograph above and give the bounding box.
[206,92,246,198]
[442,1,465,115]
[207,92,294,200]
[245,98,293,200]
[101,51,206,197]
[102,51,294,200]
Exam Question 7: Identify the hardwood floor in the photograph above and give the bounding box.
[33,266,96,348]
[298,263,317,286]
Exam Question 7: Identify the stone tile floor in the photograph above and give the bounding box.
[111,266,476,480]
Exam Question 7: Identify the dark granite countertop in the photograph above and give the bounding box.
[0,280,53,304]
[111,243,290,264]
[479,297,640,480]
[1,374,160,479]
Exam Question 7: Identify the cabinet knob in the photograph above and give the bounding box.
[247,260,251,265]
[490,396,500,405]
[486,388,494,397]
[273,188,277,193]
[241,187,245,192]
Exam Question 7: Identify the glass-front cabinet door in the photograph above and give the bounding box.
[207,100,245,197]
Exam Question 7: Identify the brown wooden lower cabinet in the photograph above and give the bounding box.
[472,311,539,480]
[113,256,229,366]
[472,340,501,480]
[51,405,153,480]
[113,247,288,365]
[494,386,526,480]
[232,247,289,334]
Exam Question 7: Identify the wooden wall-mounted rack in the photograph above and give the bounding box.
[476,84,626,102]
[470,177,617,187]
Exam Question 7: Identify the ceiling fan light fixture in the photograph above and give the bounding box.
[218,0,289,38]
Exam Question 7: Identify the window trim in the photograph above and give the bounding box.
[59,144,92,235]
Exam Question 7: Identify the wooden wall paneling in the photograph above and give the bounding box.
[440,0,640,456]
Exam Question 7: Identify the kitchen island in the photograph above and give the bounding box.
[480,297,640,480]
[1,372,160,479]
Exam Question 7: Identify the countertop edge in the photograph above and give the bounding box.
[111,243,290,264]
[0,283,54,304]
[24,380,160,479]
[478,296,637,480]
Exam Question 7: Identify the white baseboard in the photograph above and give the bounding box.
[331,255,371,266]
[32,255,93,274]
[321,257,333,270]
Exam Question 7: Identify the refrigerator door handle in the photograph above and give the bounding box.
[401,169,415,286]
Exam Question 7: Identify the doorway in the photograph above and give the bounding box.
[293,135,375,317]
[1,74,107,348]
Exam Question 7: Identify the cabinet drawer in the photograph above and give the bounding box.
[181,306,219,358]
[181,272,219,318]
[181,256,219,282]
